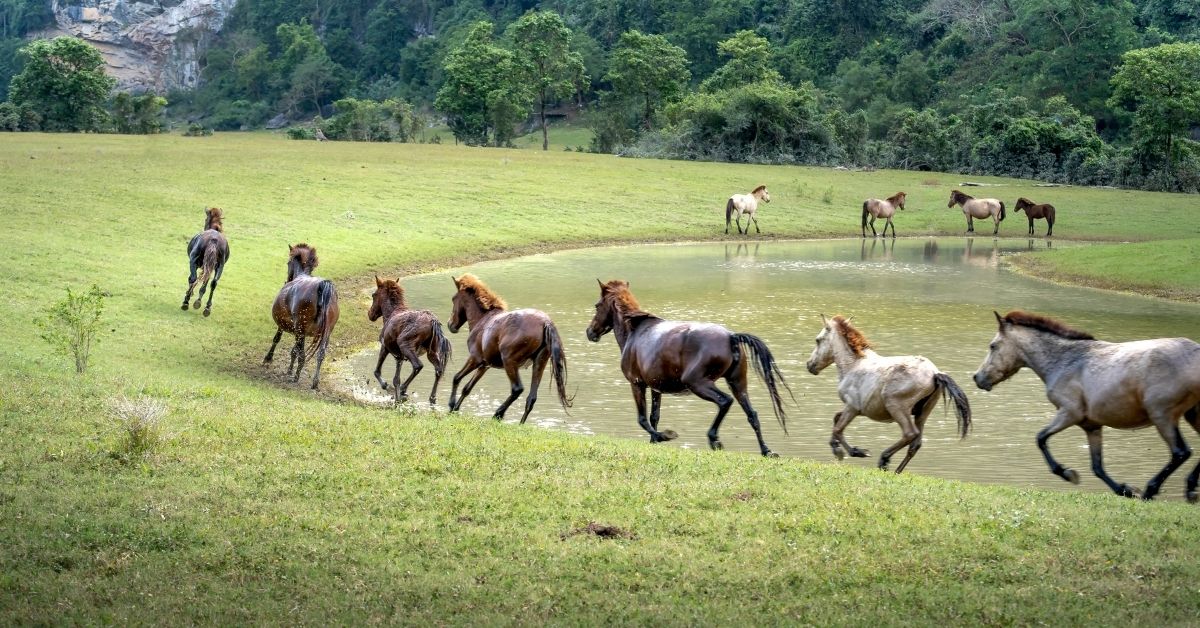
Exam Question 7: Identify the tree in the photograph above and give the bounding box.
[435,21,530,146]
[8,36,115,132]
[111,92,168,134]
[508,10,586,150]
[701,30,781,92]
[606,30,690,130]
[1109,43,1200,169]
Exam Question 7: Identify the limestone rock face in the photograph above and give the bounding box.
[39,0,238,93]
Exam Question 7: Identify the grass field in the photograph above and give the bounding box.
[2,132,1199,624]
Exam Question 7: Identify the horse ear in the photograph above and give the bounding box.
[819,313,828,326]
[451,276,460,288]
[597,278,604,290]
[375,275,382,286]
[993,311,1006,329]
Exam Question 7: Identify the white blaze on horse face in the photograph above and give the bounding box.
[974,330,1025,390]
[807,327,834,375]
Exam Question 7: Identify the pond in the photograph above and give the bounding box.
[332,238,1200,497]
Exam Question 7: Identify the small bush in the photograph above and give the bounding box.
[36,284,105,374]
[821,186,835,204]
[108,396,168,463]
[286,127,315,140]
[182,123,213,137]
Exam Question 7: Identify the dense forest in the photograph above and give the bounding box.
[2,0,1199,189]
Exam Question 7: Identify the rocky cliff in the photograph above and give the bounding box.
[38,1,238,93]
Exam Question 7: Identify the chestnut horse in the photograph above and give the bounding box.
[181,207,230,316]
[263,244,340,389]
[446,274,571,423]
[725,185,771,235]
[861,191,906,238]
[974,311,1200,500]
[586,280,792,456]
[948,190,1005,235]
[368,276,452,405]
[1014,197,1056,237]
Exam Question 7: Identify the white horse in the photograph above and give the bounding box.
[948,189,1005,235]
[861,191,906,238]
[806,315,972,473]
[974,310,1200,500]
[725,185,770,235]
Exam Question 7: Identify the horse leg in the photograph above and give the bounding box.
[751,215,760,234]
[290,334,306,382]
[893,412,929,474]
[1142,419,1192,500]
[1036,408,1085,484]
[632,382,672,443]
[735,214,744,235]
[202,264,223,317]
[391,356,404,402]
[1184,406,1200,502]
[1080,421,1137,498]
[263,329,284,364]
[687,380,734,451]
[395,347,424,401]
[887,217,896,238]
[182,259,198,310]
[310,333,332,390]
[729,377,776,457]
[518,350,551,424]
[448,357,485,411]
[878,404,921,473]
[868,216,877,238]
[428,352,446,407]
[966,215,974,233]
[649,390,663,430]
[1027,217,1035,236]
[373,345,391,391]
[831,407,867,459]
[992,216,1000,236]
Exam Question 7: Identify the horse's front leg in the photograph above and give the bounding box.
[831,406,867,459]
[1081,421,1138,498]
[751,215,760,234]
[1036,408,1085,484]
[182,259,198,311]
[373,344,391,391]
[1142,417,1192,500]
[1027,218,1035,236]
[966,214,974,233]
[448,356,485,411]
[632,382,676,443]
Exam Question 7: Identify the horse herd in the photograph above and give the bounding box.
[181,203,1199,502]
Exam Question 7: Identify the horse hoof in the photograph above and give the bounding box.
[1063,469,1080,484]
[1187,490,1198,504]
[660,429,679,442]
[832,449,845,461]
[180,303,189,311]
[202,308,211,317]
[709,440,723,451]
[849,448,869,458]
[763,451,779,458]
[191,301,201,310]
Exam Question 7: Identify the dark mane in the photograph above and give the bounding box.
[602,280,660,327]
[886,191,906,205]
[832,315,872,356]
[951,189,973,203]
[1004,310,1094,340]
[1016,197,1034,208]
[752,185,767,194]
[378,278,407,310]
[205,207,224,232]
[456,274,507,311]
[290,243,318,273]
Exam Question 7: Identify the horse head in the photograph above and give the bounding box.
[973,311,1028,390]
[948,190,970,208]
[205,206,224,232]
[891,192,906,210]
[806,315,835,375]
[369,275,405,321]
[1014,198,1032,214]
[753,185,771,203]
[286,243,318,282]
[587,279,622,342]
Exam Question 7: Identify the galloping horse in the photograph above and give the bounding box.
[974,311,1200,500]
[948,190,1005,235]
[446,274,571,423]
[861,192,906,238]
[725,185,771,235]
[586,280,792,456]
[1014,197,1056,237]
[368,276,452,405]
[263,244,340,389]
[806,315,971,473]
[181,207,230,316]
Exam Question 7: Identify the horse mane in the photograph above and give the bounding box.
[291,243,319,272]
[205,207,224,232]
[831,315,872,356]
[886,191,906,204]
[951,189,973,203]
[1015,197,1033,208]
[1004,310,1095,340]
[602,280,660,330]
[457,274,507,311]
[378,278,407,310]
[752,185,767,194]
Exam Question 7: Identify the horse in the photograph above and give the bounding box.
[861,192,906,238]
[806,315,971,473]
[368,276,452,405]
[1014,197,1056,237]
[948,190,1005,235]
[181,207,230,316]
[973,310,1200,501]
[725,185,771,235]
[446,274,571,423]
[586,280,792,456]
[262,244,340,390]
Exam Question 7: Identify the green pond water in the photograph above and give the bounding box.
[333,238,1200,497]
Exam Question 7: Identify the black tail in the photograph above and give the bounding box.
[999,201,1006,222]
[191,241,220,294]
[543,322,573,412]
[732,333,793,434]
[428,319,453,373]
[306,279,337,360]
[934,373,972,439]
[862,201,869,229]
[725,198,735,233]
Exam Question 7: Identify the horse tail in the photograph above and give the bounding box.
[543,322,573,412]
[862,201,869,229]
[306,279,338,360]
[428,318,453,373]
[934,373,972,439]
[725,197,735,232]
[191,239,220,294]
[732,333,794,434]
[999,201,1006,222]
[1045,204,1056,226]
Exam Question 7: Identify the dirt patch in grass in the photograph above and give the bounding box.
[562,522,637,540]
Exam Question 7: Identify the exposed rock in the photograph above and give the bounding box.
[37,1,238,93]
[264,113,289,129]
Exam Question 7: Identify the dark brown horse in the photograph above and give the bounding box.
[181,207,230,316]
[586,280,792,456]
[263,244,339,389]
[446,274,571,423]
[1014,197,1056,237]
[368,276,452,404]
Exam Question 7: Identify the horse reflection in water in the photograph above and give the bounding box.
[860,237,895,261]
[974,311,1200,500]
[586,280,792,456]
[806,315,971,473]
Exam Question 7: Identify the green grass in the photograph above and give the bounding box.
[1010,238,1200,301]
[2,132,1199,624]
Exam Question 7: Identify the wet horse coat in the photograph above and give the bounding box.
[369,277,452,404]
[263,244,340,389]
[181,207,230,316]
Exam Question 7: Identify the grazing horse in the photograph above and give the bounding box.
[948,190,1005,235]
[446,274,571,423]
[725,185,771,235]
[861,192,906,238]
[368,276,452,405]
[181,207,230,316]
[806,315,971,473]
[262,244,340,389]
[586,280,792,456]
[973,311,1200,501]
[1014,197,1056,237]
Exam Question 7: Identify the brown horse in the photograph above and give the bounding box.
[446,274,571,423]
[1014,197,1056,237]
[181,207,230,316]
[948,190,1005,235]
[862,192,906,238]
[586,280,792,456]
[263,244,340,389]
[368,276,452,404]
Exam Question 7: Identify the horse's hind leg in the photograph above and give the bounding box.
[1184,406,1200,502]
[518,350,551,424]
[202,263,224,317]
[289,334,305,381]
[1081,421,1137,498]
[868,216,878,238]
[1046,216,1054,237]
[1142,418,1192,500]
[689,380,734,452]
[729,376,776,457]
[894,405,932,474]
[879,403,921,472]
[182,259,198,310]
[264,329,284,364]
